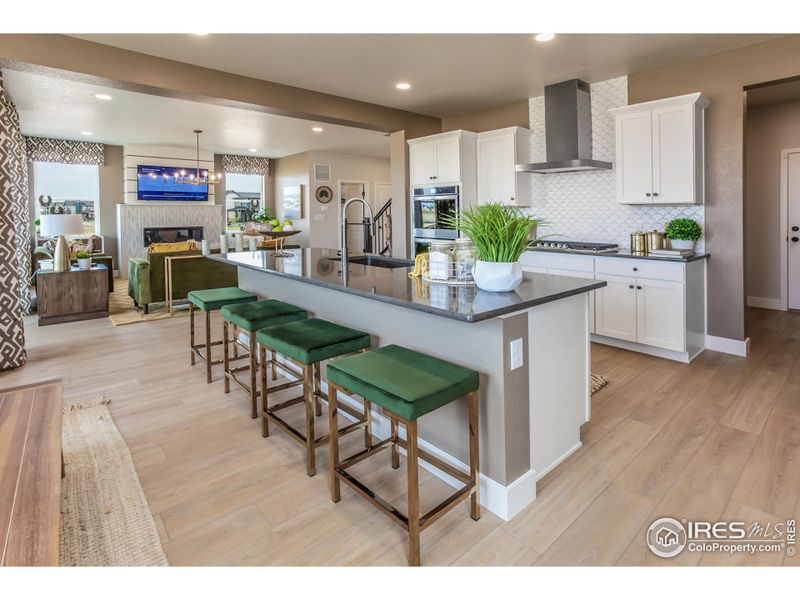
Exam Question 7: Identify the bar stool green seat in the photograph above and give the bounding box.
[221,299,308,419]
[256,318,372,476]
[188,287,258,384]
[326,344,480,566]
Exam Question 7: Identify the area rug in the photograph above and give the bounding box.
[109,279,188,326]
[60,397,169,566]
[590,374,609,395]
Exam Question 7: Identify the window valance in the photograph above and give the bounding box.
[25,136,105,166]
[220,154,270,176]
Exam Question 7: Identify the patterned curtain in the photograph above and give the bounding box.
[0,71,29,370]
[25,136,105,165]
[220,154,270,176]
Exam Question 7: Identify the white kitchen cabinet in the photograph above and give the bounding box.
[611,93,709,205]
[521,251,707,362]
[635,278,685,351]
[594,274,637,342]
[408,130,476,186]
[477,127,532,207]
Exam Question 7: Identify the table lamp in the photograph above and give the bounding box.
[39,213,85,272]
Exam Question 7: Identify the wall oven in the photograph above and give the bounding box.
[412,185,459,240]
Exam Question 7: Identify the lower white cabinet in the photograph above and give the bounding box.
[594,275,637,342]
[521,251,707,362]
[635,278,685,351]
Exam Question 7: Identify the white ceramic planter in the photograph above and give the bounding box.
[472,260,523,292]
[77,258,92,269]
[669,238,696,251]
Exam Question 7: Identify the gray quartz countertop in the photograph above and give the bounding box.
[209,248,606,323]
[528,247,710,262]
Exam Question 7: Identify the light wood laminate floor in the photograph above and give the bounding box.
[2,307,799,566]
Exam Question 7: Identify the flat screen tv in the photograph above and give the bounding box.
[137,165,209,201]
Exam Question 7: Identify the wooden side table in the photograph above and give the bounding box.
[36,265,109,326]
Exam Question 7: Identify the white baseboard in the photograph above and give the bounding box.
[306,373,537,522]
[592,334,691,363]
[747,296,784,311]
[705,334,750,357]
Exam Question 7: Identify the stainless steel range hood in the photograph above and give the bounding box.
[516,79,612,174]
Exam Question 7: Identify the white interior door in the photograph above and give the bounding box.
[789,153,800,309]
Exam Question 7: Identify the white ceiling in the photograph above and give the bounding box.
[2,69,390,158]
[73,33,783,117]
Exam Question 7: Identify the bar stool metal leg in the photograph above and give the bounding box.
[223,321,231,393]
[260,346,269,438]
[390,417,400,469]
[205,309,212,384]
[328,383,341,502]
[248,333,258,419]
[364,399,373,448]
[468,391,480,521]
[304,364,316,476]
[406,419,421,567]
[189,303,196,365]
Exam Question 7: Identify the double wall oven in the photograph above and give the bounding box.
[412,185,460,255]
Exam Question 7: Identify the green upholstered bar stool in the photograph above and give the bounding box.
[326,344,480,567]
[221,300,308,419]
[187,287,257,384]
[256,318,372,477]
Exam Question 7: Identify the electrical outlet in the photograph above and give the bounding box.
[510,338,523,370]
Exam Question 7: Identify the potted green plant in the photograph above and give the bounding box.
[444,203,542,292]
[75,251,92,270]
[251,208,274,233]
[665,218,702,251]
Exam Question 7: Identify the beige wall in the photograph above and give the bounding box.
[628,35,800,341]
[98,144,124,269]
[441,99,530,133]
[390,131,409,258]
[0,35,441,139]
[745,99,800,302]
[272,152,311,247]
[305,151,391,250]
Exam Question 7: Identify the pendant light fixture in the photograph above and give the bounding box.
[173,130,221,185]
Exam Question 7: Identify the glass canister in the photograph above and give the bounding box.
[428,241,454,282]
[453,238,476,283]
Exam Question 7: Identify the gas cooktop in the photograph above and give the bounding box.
[533,240,620,253]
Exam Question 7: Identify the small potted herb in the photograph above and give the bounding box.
[444,203,542,292]
[75,251,92,269]
[665,218,702,251]
[252,209,273,233]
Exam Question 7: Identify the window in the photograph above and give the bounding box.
[33,162,100,236]
[225,173,264,232]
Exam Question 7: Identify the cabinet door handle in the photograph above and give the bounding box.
[645,193,651,197]
[792,226,799,232]
[628,284,634,289]
[636,285,642,290]
[652,192,659,197]
[632,267,638,272]
[793,237,800,243]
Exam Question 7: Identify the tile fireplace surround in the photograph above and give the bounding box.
[116,203,224,268]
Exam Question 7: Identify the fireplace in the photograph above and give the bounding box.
[143,226,204,247]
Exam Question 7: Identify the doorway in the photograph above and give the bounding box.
[782,149,800,309]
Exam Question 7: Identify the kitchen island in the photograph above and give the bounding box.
[210,248,606,520]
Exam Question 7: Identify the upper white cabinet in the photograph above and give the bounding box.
[408,130,476,186]
[610,93,709,205]
[477,127,532,207]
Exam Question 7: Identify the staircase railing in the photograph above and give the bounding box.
[372,198,392,256]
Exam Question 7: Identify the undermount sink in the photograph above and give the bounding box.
[329,255,414,269]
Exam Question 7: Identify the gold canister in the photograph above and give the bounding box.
[630,232,647,254]
[645,230,665,252]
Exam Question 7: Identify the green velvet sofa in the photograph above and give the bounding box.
[128,250,238,314]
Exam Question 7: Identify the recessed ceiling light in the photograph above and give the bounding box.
[312,127,323,133]
[80,131,93,136]
[94,93,112,101]
[395,82,411,90]
[193,33,209,36]
[249,148,257,152]
[535,33,556,42]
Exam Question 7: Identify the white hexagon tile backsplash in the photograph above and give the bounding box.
[525,76,705,251]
